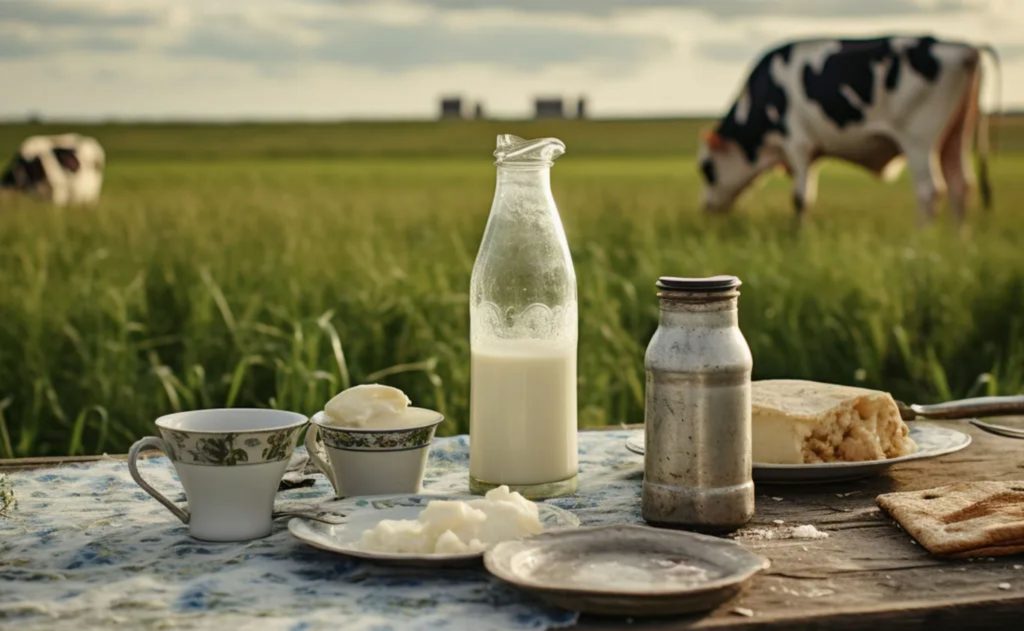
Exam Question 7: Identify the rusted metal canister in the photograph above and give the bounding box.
[641,275,754,532]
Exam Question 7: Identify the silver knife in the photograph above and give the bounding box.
[896,395,1024,420]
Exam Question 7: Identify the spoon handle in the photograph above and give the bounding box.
[910,395,1024,419]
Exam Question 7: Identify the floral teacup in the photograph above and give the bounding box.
[128,408,307,541]
[305,409,444,497]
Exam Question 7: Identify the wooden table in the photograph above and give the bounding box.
[581,420,1024,630]
[3,421,1023,630]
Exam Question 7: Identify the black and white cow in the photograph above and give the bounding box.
[698,36,995,222]
[1,134,105,206]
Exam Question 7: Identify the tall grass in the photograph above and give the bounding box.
[0,120,1022,457]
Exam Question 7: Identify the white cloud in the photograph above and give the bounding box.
[0,0,1020,119]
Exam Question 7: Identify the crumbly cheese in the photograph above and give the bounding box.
[358,486,542,554]
[358,518,431,554]
[323,384,412,428]
[417,500,488,547]
[752,380,916,464]
[467,484,542,545]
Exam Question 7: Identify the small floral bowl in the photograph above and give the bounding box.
[305,409,444,498]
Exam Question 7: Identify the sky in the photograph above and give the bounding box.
[0,0,1021,120]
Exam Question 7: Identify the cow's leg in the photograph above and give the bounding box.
[939,76,977,224]
[785,146,817,219]
[940,137,969,224]
[904,149,943,225]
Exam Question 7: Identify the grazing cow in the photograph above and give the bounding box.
[1,134,105,206]
[698,36,996,222]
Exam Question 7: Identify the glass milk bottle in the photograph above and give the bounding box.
[469,134,578,499]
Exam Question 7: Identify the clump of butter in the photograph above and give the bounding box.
[323,384,412,428]
[359,485,543,554]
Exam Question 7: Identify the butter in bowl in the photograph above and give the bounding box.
[305,384,444,497]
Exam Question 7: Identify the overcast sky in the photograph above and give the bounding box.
[0,0,1020,120]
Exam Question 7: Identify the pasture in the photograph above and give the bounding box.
[1,118,1022,458]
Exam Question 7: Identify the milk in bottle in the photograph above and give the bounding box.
[469,135,578,499]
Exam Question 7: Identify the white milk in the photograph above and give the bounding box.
[469,339,578,486]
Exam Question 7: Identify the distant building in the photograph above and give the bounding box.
[474,101,486,120]
[533,96,588,119]
[439,97,463,120]
[534,97,564,119]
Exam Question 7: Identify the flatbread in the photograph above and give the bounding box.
[877,480,1024,558]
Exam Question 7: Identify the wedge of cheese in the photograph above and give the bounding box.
[752,380,916,464]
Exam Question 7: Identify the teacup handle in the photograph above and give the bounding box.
[128,436,190,524]
[304,424,340,494]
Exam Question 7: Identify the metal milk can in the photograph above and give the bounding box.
[641,275,754,531]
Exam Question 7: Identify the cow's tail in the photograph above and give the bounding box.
[975,44,1000,210]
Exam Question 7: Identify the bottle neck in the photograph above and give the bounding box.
[494,164,553,204]
[658,294,739,328]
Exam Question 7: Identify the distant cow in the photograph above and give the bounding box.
[698,36,995,222]
[1,134,105,206]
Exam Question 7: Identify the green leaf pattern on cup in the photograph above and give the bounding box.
[261,428,294,461]
[319,425,436,451]
[192,433,249,465]
[159,426,301,466]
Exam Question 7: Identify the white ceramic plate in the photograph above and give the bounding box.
[288,493,580,567]
[625,424,972,484]
[484,524,770,616]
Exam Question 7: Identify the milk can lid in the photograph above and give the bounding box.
[656,275,741,292]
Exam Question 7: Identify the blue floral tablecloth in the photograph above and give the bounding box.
[0,431,644,630]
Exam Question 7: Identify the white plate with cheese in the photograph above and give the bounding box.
[288,491,580,567]
[626,380,972,483]
[625,425,971,483]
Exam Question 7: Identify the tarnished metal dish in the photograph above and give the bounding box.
[484,524,769,616]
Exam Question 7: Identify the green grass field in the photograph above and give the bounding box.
[1,118,1022,457]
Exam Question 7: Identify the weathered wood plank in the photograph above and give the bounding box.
[579,593,1024,630]
[0,453,117,471]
